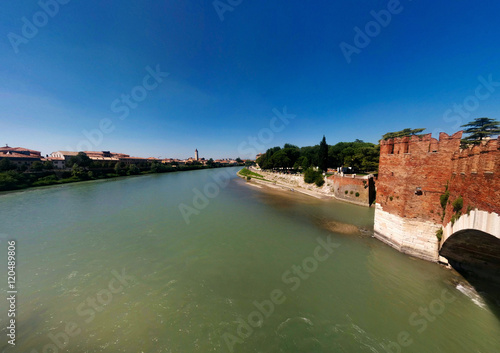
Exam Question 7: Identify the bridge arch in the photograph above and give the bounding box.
[440,230,500,284]
[439,210,500,282]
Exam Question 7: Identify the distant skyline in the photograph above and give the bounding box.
[1,1,500,159]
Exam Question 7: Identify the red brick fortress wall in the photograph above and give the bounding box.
[377,132,462,223]
[444,138,499,225]
[374,130,500,262]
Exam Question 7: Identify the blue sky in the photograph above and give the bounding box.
[1,0,500,159]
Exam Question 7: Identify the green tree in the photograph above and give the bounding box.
[0,158,18,172]
[271,149,291,169]
[461,117,500,146]
[0,171,28,191]
[115,162,127,175]
[31,161,44,171]
[71,164,86,179]
[128,164,140,175]
[382,128,425,140]
[67,152,92,169]
[318,136,328,172]
[43,161,54,170]
[207,158,214,167]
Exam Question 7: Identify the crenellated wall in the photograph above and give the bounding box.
[374,131,500,262]
[443,138,500,225]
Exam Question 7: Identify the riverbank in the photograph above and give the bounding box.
[237,167,330,199]
[0,164,243,193]
[237,167,372,207]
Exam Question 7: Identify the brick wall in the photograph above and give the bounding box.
[443,138,499,225]
[374,131,500,261]
[377,132,462,223]
[328,174,375,206]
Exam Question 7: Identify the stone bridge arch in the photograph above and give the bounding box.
[439,210,500,282]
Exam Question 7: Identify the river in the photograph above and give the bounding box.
[0,167,499,352]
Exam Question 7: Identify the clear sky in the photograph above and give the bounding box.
[1,0,500,159]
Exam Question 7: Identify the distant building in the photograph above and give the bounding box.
[0,145,42,168]
[195,149,199,161]
[49,150,153,168]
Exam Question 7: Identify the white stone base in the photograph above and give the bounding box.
[374,204,440,262]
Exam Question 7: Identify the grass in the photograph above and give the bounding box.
[238,168,264,179]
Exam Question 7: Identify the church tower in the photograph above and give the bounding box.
[195,149,199,161]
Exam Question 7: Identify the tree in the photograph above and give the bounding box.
[0,170,28,191]
[236,157,243,164]
[30,161,44,171]
[67,152,92,169]
[318,136,329,172]
[382,128,425,140]
[115,162,127,175]
[71,164,86,179]
[128,164,140,175]
[0,158,17,172]
[461,117,500,145]
[207,158,214,167]
[43,161,54,170]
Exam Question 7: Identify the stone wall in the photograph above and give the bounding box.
[374,204,440,262]
[253,169,333,196]
[252,169,375,206]
[328,174,374,206]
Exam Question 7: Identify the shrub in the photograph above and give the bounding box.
[304,168,322,184]
[345,190,348,195]
[440,190,449,209]
[315,175,324,187]
[355,192,360,197]
[436,229,443,241]
[452,196,463,213]
[32,175,59,186]
[450,213,461,225]
[350,191,353,195]
[389,196,393,201]
[246,176,251,181]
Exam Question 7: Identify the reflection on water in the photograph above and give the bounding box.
[0,167,499,353]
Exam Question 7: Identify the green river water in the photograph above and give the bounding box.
[0,167,499,352]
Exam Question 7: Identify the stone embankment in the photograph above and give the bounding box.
[242,167,374,206]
